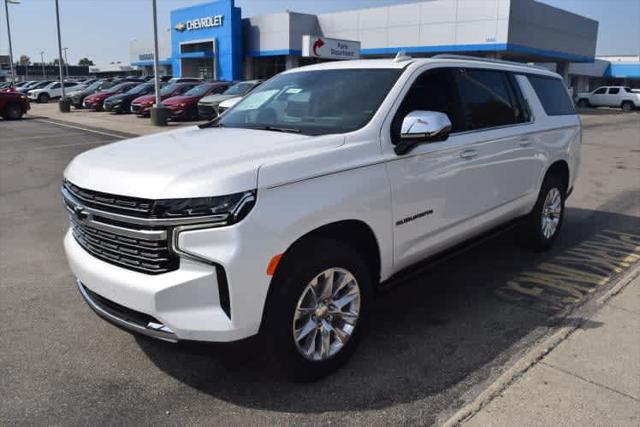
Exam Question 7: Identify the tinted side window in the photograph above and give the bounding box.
[391,68,464,143]
[594,88,606,94]
[454,68,520,130]
[608,87,620,94]
[51,83,61,89]
[527,75,575,116]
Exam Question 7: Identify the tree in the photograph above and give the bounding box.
[78,57,94,66]
[18,55,30,65]
[52,58,65,65]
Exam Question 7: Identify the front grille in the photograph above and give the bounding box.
[64,180,179,275]
[70,216,178,274]
[198,105,215,118]
[64,180,154,217]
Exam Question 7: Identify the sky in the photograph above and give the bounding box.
[1,0,639,66]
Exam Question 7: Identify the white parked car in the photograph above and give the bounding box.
[62,55,580,380]
[216,95,241,115]
[28,81,84,103]
[576,86,640,112]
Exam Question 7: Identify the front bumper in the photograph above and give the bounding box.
[64,226,264,342]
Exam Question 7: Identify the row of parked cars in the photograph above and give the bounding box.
[70,77,263,121]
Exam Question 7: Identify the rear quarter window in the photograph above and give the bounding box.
[526,75,575,116]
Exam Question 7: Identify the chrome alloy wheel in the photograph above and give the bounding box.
[541,187,562,239]
[292,268,361,361]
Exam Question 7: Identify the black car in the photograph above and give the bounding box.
[103,82,158,113]
[70,79,115,108]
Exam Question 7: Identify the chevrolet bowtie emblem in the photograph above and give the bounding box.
[73,205,89,221]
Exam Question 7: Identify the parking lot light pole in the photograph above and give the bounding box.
[63,47,69,78]
[150,0,169,126]
[55,0,70,112]
[4,0,19,86]
[40,51,45,78]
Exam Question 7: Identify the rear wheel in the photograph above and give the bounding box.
[263,237,372,381]
[2,102,23,120]
[577,99,589,108]
[38,93,50,103]
[621,101,634,113]
[518,173,566,251]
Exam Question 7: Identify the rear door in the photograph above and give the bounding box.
[606,87,621,106]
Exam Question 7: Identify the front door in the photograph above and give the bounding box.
[384,67,533,271]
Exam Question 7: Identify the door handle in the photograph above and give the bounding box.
[460,149,478,160]
[519,137,532,147]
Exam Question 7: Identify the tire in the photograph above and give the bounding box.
[621,101,634,113]
[2,102,23,120]
[262,237,373,381]
[38,93,50,103]
[518,173,566,251]
[577,99,589,108]
[187,106,199,121]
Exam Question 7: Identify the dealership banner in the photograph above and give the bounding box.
[302,36,360,60]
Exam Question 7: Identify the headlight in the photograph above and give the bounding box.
[178,103,186,107]
[153,190,256,224]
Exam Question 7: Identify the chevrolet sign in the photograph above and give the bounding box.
[175,14,224,32]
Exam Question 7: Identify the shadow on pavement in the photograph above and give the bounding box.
[136,200,640,414]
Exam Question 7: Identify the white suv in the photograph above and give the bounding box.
[62,55,580,380]
[28,81,83,103]
[576,86,640,112]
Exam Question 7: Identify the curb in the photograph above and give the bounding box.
[441,262,640,427]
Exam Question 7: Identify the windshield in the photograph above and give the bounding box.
[127,83,153,95]
[223,82,255,96]
[32,82,51,89]
[218,69,402,136]
[160,83,180,96]
[184,83,212,97]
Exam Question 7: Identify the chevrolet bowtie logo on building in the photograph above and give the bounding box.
[175,14,224,32]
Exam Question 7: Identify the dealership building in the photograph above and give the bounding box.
[129,0,639,91]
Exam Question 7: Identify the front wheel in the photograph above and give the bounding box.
[577,99,589,108]
[621,101,634,113]
[518,174,566,251]
[263,237,372,381]
[2,102,23,120]
[38,93,50,103]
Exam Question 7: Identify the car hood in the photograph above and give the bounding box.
[163,95,198,105]
[87,91,114,101]
[132,94,155,104]
[198,94,236,106]
[105,93,127,103]
[64,126,344,199]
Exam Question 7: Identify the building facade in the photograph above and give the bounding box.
[128,0,640,90]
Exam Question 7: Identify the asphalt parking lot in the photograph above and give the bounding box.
[1,113,639,425]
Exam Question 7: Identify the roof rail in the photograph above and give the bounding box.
[431,54,549,71]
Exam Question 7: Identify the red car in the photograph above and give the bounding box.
[130,82,198,117]
[163,82,231,120]
[83,82,139,111]
[0,91,30,120]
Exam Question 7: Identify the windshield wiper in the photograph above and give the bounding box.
[248,125,301,134]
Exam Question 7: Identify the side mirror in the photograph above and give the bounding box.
[394,111,452,155]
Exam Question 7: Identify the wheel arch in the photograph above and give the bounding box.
[278,219,382,286]
[544,160,570,193]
